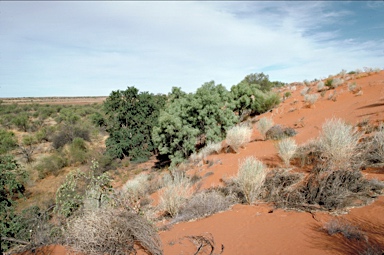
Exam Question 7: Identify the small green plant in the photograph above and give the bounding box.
[325,79,333,88]
[284,91,292,99]
[36,153,67,179]
[236,157,267,204]
[225,125,252,152]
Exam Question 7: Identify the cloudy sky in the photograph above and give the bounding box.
[1,1,383,97]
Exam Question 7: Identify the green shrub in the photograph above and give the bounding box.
[68,138,88,165]
[12,113,29,132]
[52,125,90,149]
[36,154,67,179]
[0,129,17,154]
[236,157,267,204]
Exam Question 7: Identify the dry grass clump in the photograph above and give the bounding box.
[235,157,267,204]
[304,94,319,107]
[190,141,222,163]
[172,190,236,223]
[225,125,252,152]
[122,173,149,208]
[276,138,298,166]
[318,118,362,170]
[257,117,274,140]
[159,172,192,217]
[65,208,163,255]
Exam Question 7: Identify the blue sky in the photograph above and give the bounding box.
[1,1,383,97]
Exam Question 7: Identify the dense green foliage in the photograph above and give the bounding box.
[103,87,166,161]
[0,129,17,154]
[0,155,28,252]
[153,82,237,165]
[231,73,281,118]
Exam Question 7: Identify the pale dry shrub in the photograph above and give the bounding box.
[200,141,222,157]
[301,86,310,96]
[159,172,192,217]
[257,117,274,140]
[65,208,163,255]
[277,138,298,166]
[236,157,267,204]
[304,94,319,107]
[225,125,252,152]
[331,78,343,88]
[123,173,149,202]
[317,81,325,91]
[348,82,357,92]
[318,118,361,170]
[172,190,236,223]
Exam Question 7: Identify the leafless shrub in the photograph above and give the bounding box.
[277,138,298,166]
[225,125,252,152]
[235,157,267,204]
[178,233,224,255]
[365,126,384,165]
[172,190,236,223]
[65,208,163,255]
[257,117,274,140]
[290,169,382,211]
[261,169,303,206]
[265,125,297,141]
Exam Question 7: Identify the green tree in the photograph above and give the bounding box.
[103,87,166,161]
[12,113,29,132]
[153,82,237,166]
[231,73,281,119]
